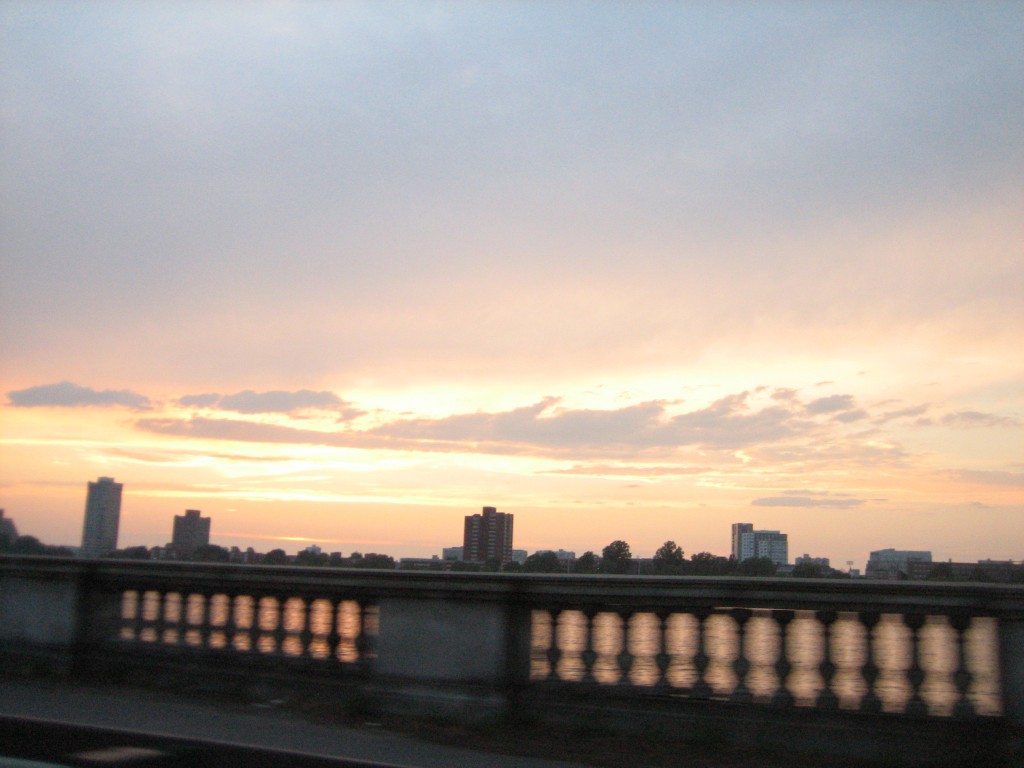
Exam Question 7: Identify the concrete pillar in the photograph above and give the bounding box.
[999,616,1024,729]
[376,597,509,683]
[0,572,80,672]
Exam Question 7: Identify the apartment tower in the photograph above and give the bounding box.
[171,509,211,559]
[81,477,123,557]
[463,506,514,564]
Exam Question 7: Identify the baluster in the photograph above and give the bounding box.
[815,610,839,709]
[616,609,635,686]
[273,595,288,654]
[327,597,343,663]
[902,613,928,716]
[580,607,598,684]
[654,610,671,690]
[691,609,712,699]
[771,609,795,707]
[300,597,315,658]
[858,612,882,713]
[118,591,135,640]
[249,595,264,652]
[176,593,190,646]
[949,614,976,718]
[199,593,213,649]
[132,591,145,640]
[730,609,753,703]
[153,591,167,643]
[545,608,564,682]
[223,593,238,651]
[357,602,378,671]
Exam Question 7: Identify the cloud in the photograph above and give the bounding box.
[137,417,356,448]
[135,389,827,460]
[6,381,150,409]
[806,394,856,414]
[371,392,811,451]
[950,469,1024,487]
[874,404,930,424]
[941,411,1019,428]
[833,409,868,423]
[751,495,867,508]
[771,388,799,402]
[178,389,361,417]
[545,464,713,478]
[100,446,299,465]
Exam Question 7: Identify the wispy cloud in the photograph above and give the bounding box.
[805,394,856,414]
[545,464,715,478]
[751,495,867,508]
[6,381,150,410]
[949,469,1024,487]
[874,403,930,424]
[134,390,844,458]
[941,411,1020,428]
[178,389,362,417]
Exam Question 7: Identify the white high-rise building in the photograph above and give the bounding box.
[81,477,122,557]
[731,522,788,565]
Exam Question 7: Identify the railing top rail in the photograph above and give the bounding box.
[2,555,1022,616]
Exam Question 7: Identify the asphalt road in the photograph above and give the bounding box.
[0,678,591,768]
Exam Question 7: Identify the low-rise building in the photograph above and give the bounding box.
[865,549,932,580]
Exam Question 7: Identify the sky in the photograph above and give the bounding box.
[1,1,1022,569]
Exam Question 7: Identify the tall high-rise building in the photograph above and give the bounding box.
[171,509,211,559]
[81,477,122,557]
[731,523,753,560]
[731,522,788,565]
[463,506,514,564]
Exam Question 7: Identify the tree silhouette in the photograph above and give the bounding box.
[600,540,632,574]
[574,551,598,573]
[192,544,230,563]
[295,549,328,567]
[263,548,289,565]
[688,551,733,576]
[653,540,685,575]
[356,553,396,569]
[736,556,776,577]
[523,551,563,573]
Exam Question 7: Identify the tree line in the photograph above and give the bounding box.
[517,540,849,577]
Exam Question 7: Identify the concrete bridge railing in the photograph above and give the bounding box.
[2,556,1022,765]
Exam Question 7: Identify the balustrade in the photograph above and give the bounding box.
[1,557,1020,730]
[528,604,1004,719]
[3,558,1022,767]
[110,581,374,672]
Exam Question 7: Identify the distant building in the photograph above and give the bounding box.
[171,509,211,558]
[0,509,18,544]
[511,549,528,565]
[865,548,932,580]
[795,554,831,569]
[732,523,788,565]
[442,546,464,561]
[731,523,753,560]
[81,477,122,557]
[463,506,514,564]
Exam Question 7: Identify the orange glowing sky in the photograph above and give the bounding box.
[1,2,1022,569]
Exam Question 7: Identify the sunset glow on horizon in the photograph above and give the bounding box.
[2,2,1021,569]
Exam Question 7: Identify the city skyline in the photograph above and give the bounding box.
[1,3,1022,571]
